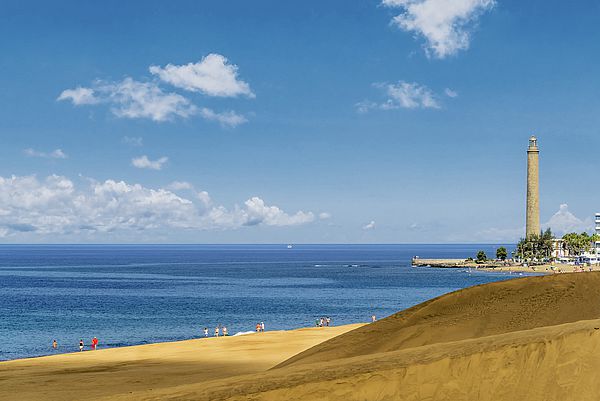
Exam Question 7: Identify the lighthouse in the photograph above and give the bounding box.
[526,136,540,238]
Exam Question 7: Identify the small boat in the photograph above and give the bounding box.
[287,244,293,249]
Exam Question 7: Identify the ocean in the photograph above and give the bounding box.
[0,244,524,360]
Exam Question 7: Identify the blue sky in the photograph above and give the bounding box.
[1,0,599,243]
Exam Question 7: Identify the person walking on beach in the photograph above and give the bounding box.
[326,317,331,327]
[52,339,58,350]
[79,339,84,352]
[371,315,376,323]
[203,327,209,337]
[214,326,220,337]
[222,326,228,336]
[256,323,261,332]
[261,322,265,332]
[91,337,98,350]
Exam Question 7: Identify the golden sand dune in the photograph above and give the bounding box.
[4,273,600,401]
[279,272,600,367]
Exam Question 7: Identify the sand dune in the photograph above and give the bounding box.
[4,273,600,400]
[279,272,600,367]
[155,319,600,401]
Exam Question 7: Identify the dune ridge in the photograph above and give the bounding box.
[164,319,600,401]
[278,272,600,368]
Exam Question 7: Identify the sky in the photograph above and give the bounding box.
[1,0,599,243]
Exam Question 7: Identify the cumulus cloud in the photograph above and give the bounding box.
[58,54,254,126]
[199,108,248,128]
[382,0,495,58]
[362,220,376,230]
[24,148,67,159]
[357,81,441,112]
[166,181,193,190]
[58,78,196,122]
[0,175,316,238]
[149,54,255,98]
[544,204,593,236]
[121,136,144,147]
[56,87,98,105]
[131,155,168,170]
[444,88,458,98]
[476,204,594,242]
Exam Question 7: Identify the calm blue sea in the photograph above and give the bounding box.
[0,244,526,361]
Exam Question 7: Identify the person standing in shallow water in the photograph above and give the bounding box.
[203,327,208,337]
[52,339,57,350]
[91,337,98,350]
[214,326,220,337]
[79,339,84,351]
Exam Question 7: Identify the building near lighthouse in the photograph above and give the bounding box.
[596,213,600,253]
[526,136,540,238]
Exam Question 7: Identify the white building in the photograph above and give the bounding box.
[596,212,600,253]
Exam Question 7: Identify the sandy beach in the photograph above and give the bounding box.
[0,325,363,401]
[4,272,600,400]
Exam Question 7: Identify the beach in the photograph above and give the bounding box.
[0,324,363,401]
[4,272,600,400]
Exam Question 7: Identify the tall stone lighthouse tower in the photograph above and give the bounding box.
[526,135,540,238]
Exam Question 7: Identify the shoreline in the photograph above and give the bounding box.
[413,258,600,275]
[0,324,364,365]
[0,323,364,401]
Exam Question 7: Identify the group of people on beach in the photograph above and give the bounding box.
[204,326,229,337]
[315,317,332,327]
[202,322,266,337]
[52,336,98,351]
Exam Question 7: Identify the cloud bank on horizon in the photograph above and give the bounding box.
[0,175,316,239]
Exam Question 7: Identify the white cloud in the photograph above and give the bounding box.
[444,88,458,98]
[58,78,196,122]
[196,191,212,207]
[106,78,196,122]
[121,136,143,147]
[199,108,248,127]
[24,148,68,159]
[59,79,247,126]
[319,212,332,220]
[149,54,255,98]
[0,175,316,238]
[358,81,441,112]
[131,155,168,170]
[166,181,193,190]
[475,204,594,242]
[544,204,593,236]
[363,220,376,230]
[382,0,495,58]
[57,87,98,105]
